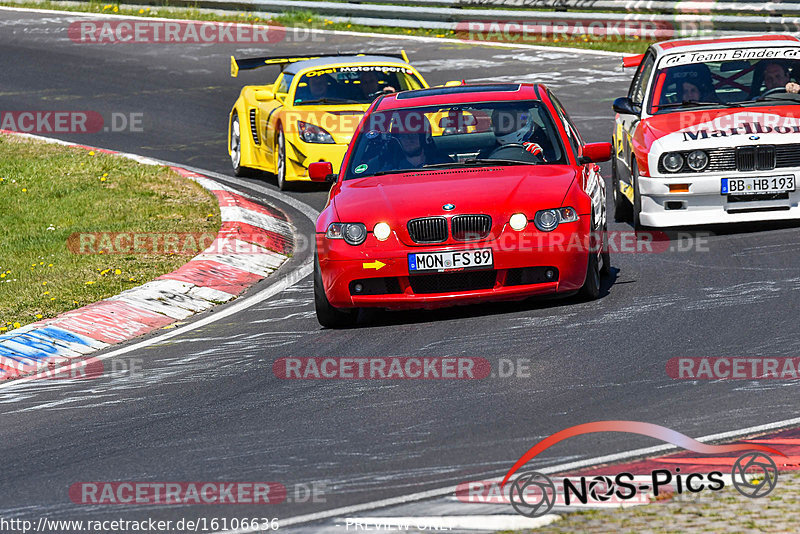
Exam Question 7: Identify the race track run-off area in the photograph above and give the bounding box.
[2,7,800,533]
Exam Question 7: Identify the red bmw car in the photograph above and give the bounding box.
[309,83,612,327]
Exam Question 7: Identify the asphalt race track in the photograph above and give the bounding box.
[2,8,800,532]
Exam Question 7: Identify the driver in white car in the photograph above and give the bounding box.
[761,61,800,94]
[477,108,547,161]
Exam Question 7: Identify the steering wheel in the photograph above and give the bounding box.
[760,86,787,98]
[487,143,545,163]
[367,87,397,100]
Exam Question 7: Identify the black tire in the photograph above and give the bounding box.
[276,127,292,191]
[314,254,357,328]
[600,220,611,276]
[612,155,632,222]
[230,114,255,177]
[632,160,643,231]
[578,219,602,301]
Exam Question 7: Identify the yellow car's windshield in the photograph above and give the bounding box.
[293,65,425,105]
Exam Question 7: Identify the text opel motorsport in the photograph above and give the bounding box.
[613,34,800,227]
[310,84,612,328]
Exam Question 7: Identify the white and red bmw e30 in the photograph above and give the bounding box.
[613,34,800,228]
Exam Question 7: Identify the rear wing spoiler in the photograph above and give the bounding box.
[230,50,410,77]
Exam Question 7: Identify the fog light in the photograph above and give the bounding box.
[509,213,528,231]
[545,269,555,280]
[354,283,363,293]
[373,222,391,241]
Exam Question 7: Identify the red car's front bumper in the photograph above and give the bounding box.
[317,227,591,310]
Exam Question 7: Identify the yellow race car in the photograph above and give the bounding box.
[228,51,429,190]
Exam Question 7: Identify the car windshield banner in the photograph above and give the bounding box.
[660,47,800,68]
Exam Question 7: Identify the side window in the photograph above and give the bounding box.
[275,73,293,95]
[629,54,655,105]
[549,92,582,159]
[398,73,426,91]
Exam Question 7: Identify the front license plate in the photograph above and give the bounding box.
[408,249,493,273]
[721,175,796,195]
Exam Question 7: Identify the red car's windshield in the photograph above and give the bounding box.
[343,101,566,179]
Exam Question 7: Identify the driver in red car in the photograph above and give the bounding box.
[478,108,549,161]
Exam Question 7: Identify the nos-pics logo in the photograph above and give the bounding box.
[501,421,783,518]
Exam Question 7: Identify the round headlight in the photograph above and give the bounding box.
[343,223,367,246]
[509,213,528,231]
[662,152,684,173]
[534,209,560,232]
[373,222,391,241]
[686,150,709,171]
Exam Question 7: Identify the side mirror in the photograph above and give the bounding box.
[309,161,335,182]
[612,96,641,116]
[579,142,612,164]
[254,89,275,102]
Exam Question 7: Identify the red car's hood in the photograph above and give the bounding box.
[333,165,577,244]
[641,106,800,152]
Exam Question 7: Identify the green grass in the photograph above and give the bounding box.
[0,1,654,53]
[0,134,220,331]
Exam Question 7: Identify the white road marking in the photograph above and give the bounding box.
[220,205,294,236]
[338,515,560,531]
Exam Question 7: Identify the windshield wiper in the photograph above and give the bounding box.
[296,97,361,105]
[366,159,540,176]
[462,158,540,166]
[752,94,800,103]
[370,168,420,176]
[657,100,739,110]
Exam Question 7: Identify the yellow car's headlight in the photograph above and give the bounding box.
[298,121,335,144]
